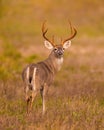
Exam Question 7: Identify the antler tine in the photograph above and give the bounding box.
[69,20,73,34]
[62,21,77,44]
[42,21,55,46]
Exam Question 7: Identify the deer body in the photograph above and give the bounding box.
[22,51,63,90]
[22,21,77,115]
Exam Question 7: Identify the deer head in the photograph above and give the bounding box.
[42,21,77,58]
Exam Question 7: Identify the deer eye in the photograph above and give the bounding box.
[54,48,58,51]
[63,48,65,51]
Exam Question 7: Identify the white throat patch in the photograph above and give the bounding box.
[56,57,63,71]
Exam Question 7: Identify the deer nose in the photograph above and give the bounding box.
[58,50,63,55]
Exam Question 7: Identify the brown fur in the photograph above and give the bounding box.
[22,21,76,114]
[22,50,63,114]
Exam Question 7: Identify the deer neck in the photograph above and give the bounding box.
[44,51,63,73]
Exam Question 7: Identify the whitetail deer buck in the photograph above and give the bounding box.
[22,21,77,115]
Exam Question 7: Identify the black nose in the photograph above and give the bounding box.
[58,51,63,55]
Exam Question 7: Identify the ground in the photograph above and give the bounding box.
[0,0,104,130]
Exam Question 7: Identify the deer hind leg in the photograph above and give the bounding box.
[25,90,37,114]
[30,90,37,112]
[25,67,38,114]
[25,85,33,114]
[26,96,31,114]
[25,86,31,114]
[40,83,48,115]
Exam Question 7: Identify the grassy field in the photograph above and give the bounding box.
[0,0,104,130]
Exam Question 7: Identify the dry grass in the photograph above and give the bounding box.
[0,38,104,130]
[0,0,104,130]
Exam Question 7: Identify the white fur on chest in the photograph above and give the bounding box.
[56,57,63,71]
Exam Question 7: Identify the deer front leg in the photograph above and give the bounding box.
[40,83,48,115]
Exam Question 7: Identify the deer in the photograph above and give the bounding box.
[22,21,77,115]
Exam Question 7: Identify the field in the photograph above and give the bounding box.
[0,0,104,130]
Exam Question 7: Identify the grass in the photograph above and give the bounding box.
[0,90,104,130]
[0,0,104,130]
[0,40,104,130]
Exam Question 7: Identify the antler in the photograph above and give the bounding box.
[62,21,77,44]
[42,21,55,47]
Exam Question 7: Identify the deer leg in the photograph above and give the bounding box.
[41,84,48,115]
[25,86,30,114]
[30,90,37,112]
[26,96,31,114]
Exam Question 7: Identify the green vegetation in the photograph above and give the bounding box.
[0,41,22,80]
[0,0,104,130]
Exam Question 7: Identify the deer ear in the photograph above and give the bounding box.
[44,40,53,49]
[63,40,71,49]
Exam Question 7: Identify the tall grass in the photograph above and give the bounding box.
[0,0,104,130]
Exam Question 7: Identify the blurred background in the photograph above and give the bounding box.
[0,0,104,80]
[0,0,104,130]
